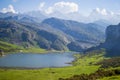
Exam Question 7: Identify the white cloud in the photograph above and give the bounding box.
[91,8,114,16]
[44,1,79,14]
[1,5,17,13]
[93,8,108,16]
[38,3,120,24]
[101,9,107,15]
[39,2,45,11]
[86,8,120,23]
[45,7,53,14]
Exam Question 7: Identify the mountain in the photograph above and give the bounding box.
[103,23,120,56]
[86,23,120,56]
[0,13,106,52]
[42,18,105,42]
[93,19,111,33]
[0,19,68,51]
[42,17,106,51]
[0,12,16,18]
[0,12,42,23]
[26,11,47,21]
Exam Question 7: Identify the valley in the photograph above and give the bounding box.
[0,13,120,80]
[0,1,120,79]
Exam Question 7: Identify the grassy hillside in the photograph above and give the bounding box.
[0,41,22,52]
[0,40,48,54]
[61,51,120,80]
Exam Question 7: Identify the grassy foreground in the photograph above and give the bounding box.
[0,52,104,80]
[0,49,120,80]
[0,66,99,80]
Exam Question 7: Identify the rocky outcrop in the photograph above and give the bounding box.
[103,23,120,56]
[0,50,4,56]
[105,23,120,44]
[86,23,120,57]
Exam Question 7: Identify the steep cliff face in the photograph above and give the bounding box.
[86,23,120,57]
[105,23,120,44]
[104,23,120,56]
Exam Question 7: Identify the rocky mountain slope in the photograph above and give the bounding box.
[42,18,106,51]
[0,20,68,51]
[87,23,120,56]
[104,23,120,56]
[0,13,106,52]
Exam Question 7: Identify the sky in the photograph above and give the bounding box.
[0,0,120,23]
[0,0,120,14]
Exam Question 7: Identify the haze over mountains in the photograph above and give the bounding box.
[0,3,119,53]
[25,10,120,24]
[0,12,110,52]
[1,3,120,24]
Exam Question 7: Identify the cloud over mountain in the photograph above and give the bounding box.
[0,5,17,14]
[90,8,114,16]
[39,1,79,14]
[88,8,120,24]
[39,2,45,11]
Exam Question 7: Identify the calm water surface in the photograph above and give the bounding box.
[0,52,76,68]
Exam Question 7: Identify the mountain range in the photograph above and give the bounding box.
[0,12,110,52]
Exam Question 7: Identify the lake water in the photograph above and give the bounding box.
[0,52,75,68]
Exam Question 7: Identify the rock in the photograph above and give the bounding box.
[0,50,4,56]
[105,23,120,44]
[100,23,120,57]
[86,23,120,57]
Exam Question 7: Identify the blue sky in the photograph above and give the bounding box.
[0,0,120,14]
[0,0,120,23]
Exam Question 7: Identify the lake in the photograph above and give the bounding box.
[0,52,76,68]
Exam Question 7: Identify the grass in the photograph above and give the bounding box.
[0,40,69,54]
[0,66,99,80]
[0,41,22,52]
[0,41,48,54]
[101,75,120,80]
[0,41,48,53]
[0,40,49,54]
[21,47,48,53]
[1,44,119,80]
[0,52,104,80]
[21,47,69,54]
[73,53,105,66]
[99,67,120,80]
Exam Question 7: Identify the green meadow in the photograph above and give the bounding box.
[0,42,120,80]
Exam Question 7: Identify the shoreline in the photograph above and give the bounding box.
[0,65,73,70]
[4,49,74,55]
